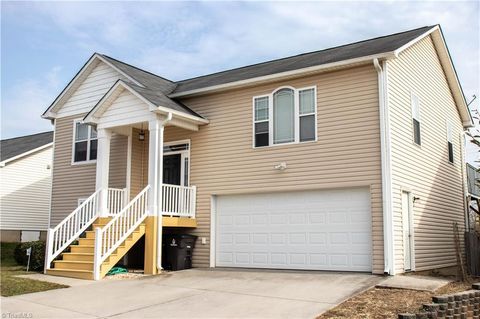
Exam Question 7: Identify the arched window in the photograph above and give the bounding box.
[273,88,295,144]
[253,85,316,147]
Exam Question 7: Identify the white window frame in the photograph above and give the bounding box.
[252,85,317,148]
[411,92,421,146]
[163,139,191,187]
[71,119,97,165]
[252,95,270,148]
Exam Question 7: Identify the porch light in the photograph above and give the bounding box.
[139,130,145,141]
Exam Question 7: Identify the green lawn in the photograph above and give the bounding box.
[1,242,68,297]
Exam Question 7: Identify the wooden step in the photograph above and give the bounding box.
[46,268,93,280]
[78,238,95,245]
[70,245,94,253]
[61,252,94,262]
[53,260,93,271]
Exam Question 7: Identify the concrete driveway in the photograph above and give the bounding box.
[1,269,381,318]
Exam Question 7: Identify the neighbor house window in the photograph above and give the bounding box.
[253,86,317,147]
[411,93,421,145]
[446,121,454,163]
[73,120,97,163]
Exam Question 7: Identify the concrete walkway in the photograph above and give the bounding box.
[376,275,452,292]
[1,269,381,319]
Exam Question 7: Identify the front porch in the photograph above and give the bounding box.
[45,80,208,280]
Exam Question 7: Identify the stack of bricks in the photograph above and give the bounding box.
[398,283,480,319]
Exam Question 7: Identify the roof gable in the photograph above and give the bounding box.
[1,131,53,163]
[83,80,208,129]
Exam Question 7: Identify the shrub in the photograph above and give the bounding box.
[13,241,46,271]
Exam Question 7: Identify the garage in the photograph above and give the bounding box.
[215,188,372,272]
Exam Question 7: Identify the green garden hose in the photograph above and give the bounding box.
[106,266,128,276]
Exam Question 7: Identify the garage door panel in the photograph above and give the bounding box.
[216,188,372,272]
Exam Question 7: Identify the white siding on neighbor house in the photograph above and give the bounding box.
[97,89,157,129]
[0,147,52,231]
[57,61,126,118]
[387,35,466,273]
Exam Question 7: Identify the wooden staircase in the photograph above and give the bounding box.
[46,217,145,280]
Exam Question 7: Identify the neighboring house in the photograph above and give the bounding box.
[0,131,53,242]
[41,25,472,280]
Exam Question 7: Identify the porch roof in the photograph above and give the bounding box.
[83,80,208,129]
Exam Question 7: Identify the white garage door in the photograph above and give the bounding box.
[215,188,372,272]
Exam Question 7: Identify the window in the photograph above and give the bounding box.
[253,86,317,147]
[447,121,454,163]
[73,120,97,163]
[273,88,295,144]
[411,93,421,145]
[299,88,316,142]
[254,96,269,147]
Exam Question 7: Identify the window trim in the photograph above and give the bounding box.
[252,94,270,148]
[252,85,317,148]
[71,119,97,165]
[163,139,191,187]
[411,92,421,146]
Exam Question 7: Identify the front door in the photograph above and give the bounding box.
[402,191,413,271]
[163,154,181,185]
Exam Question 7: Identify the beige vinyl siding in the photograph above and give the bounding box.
[57,61,126,118]
[130,129,149,198]
[50,114,128,226]
[109,134,128,189]
[0,147,52,231]
[162,65,384,273]
[387,35,465,272]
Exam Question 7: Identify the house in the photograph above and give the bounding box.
[41,25,472,280]
[0,131,53,242]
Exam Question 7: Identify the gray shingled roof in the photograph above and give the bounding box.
[172,26,435,94]
[1,131,53,162]
[99,55,203,118]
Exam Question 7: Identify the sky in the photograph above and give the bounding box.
[1,1,479,162]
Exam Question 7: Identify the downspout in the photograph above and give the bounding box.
[374,58,395,275]
[157,112,173,272]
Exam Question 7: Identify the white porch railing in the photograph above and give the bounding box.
[161,184,196,218]
[46,189,101,269]
[94,185,150,280]
[107,188,128,215]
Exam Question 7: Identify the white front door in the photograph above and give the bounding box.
[402,191,413,271]
[215,188,372,272]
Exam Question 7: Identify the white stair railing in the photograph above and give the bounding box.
[45,189,101,269]
[107,188,128,215]
[161,184,196,218]
[94,185,150,280]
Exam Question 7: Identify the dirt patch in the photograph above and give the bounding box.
[317,281,472,319]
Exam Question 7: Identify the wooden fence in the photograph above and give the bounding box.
[465,231,480,276]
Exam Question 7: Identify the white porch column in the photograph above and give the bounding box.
[147,119,164,216]
[145,118,165,274]
[95,128,112,217]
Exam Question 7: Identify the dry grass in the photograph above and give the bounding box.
[317,281,472,319]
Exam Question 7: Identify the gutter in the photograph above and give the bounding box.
[157,112,173,272]
[373,58,395,275]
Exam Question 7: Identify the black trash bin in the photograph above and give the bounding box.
[162,234,197,271]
